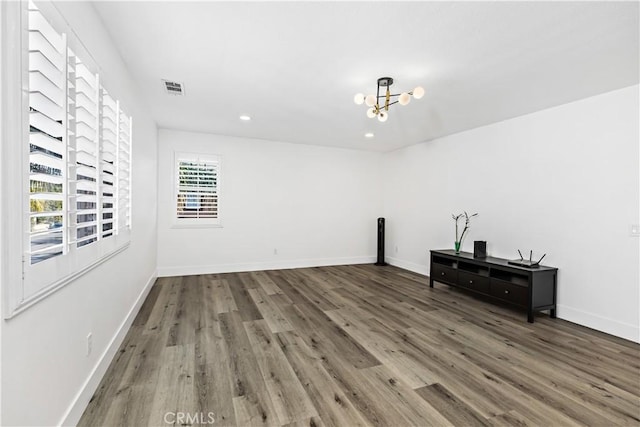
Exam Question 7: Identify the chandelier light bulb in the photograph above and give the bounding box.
[398,92,411,106]
[412,86,425,99]
[366,107,377,119]
[365,94,376,107]
[378,111,388,122]
[354,93,365,105]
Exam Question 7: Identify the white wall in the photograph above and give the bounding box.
[383,85,640,342]
[0,0,6,417]
[1,2,158,426]
[157,129,382,276]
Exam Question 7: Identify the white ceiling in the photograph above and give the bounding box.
[92,1,639,152]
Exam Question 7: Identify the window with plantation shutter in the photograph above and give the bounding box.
[28,1,66,264]
[9,1,135,316]
[175,153,220,226]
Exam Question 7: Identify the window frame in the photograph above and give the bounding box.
[172,151,222,229]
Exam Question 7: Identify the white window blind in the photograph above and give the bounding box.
[100,90,117,238]
[74,60,99,249]
[28,2,66,264]
[175,153,220,225]
[117,110,132,231]
[17,1,134,313]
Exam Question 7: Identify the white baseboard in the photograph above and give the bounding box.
[556,304,639,343]
[157,256,376,277]
[386,256,428,276]
[59,270,158,426]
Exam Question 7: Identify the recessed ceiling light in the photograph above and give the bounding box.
[239,115,251,121]
[364,132,374,138]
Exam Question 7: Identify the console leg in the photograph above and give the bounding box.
[550,308,557,319]
[527,308,534,323]
[429,278,434,288]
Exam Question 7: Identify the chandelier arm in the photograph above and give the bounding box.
[376,93,405,98]
[369,100,401,112]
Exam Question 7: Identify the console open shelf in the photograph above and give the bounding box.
[430,249,558,323]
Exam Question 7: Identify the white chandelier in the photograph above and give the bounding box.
[354,77,424,122]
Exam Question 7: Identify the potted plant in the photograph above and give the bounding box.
[452,211,478,254]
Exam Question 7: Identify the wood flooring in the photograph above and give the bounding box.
[79,264,640,426]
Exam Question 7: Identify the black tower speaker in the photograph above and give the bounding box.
[375,217,387,266]
[474,241,487,258]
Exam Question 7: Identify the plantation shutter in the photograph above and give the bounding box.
[117,110,132,231]
[27,2,66,264]
[100,90,117,238]
[73,61,99,248]
[176,154,219,222]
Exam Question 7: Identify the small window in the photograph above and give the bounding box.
[174,153,220,226]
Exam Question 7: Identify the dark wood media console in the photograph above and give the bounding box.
[430,249,557,323]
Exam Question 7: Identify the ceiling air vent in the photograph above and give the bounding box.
[162,79,184,96]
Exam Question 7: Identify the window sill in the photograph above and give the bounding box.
[5,242,130,319]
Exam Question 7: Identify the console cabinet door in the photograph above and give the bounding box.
[432,263,458,285]
[490,279,527,306]
[458,271,490,293]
